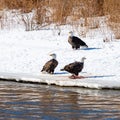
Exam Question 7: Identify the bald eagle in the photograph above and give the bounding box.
[41,53,58,74]
[61,57,86,79]
[68,31,88,50]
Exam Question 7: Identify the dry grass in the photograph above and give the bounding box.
[1,0,104,24]
[0,0,119,38]
[109,22,120,39]
[104,0,120,39]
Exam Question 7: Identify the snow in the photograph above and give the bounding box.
[0,25,120,89]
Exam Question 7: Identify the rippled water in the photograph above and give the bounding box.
[0,81,120,120]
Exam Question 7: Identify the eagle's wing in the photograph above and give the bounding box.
[42,59,58,71]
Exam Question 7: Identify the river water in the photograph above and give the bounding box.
[0,81,120,120]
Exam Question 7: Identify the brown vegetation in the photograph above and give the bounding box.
[0,0,119,38]
[103,0,120,39]
[1,0,104,24]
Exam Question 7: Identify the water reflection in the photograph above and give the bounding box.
[0,81,120,120]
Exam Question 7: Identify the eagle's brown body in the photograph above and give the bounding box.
[68,36,88,49]
[61,57,86,78]
[41,59,58,74]
[41,54,58,74]
[61,62,84,76]
[68,31,88,49]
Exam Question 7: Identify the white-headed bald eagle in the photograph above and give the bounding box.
[41,53,58,74]
[68,31,88,50]
[61,57,86,79]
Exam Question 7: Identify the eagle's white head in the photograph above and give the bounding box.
[69,31,74,37]
[81,57,86,62]
[49,53,56,59]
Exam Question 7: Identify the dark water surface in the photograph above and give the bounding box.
[0,81,120,120]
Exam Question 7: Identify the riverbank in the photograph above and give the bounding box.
[0,26,120,89]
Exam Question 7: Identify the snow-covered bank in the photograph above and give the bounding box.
[0,26,120,89]
[0,72,120,89]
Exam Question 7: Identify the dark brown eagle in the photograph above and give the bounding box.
[61,57,86,79]
[41,53,58,74]
[68,31,88,50]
